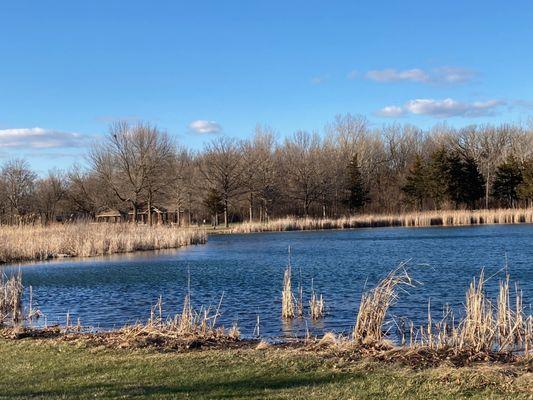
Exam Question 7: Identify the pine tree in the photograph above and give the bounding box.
[445,152,485,209]
[518,158,533,206]
[426,148,449,209]
[343,154,368,213]
[492,155,524,207]
[401,155,428,210]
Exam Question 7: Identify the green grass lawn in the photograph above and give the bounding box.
[0,339,531,399]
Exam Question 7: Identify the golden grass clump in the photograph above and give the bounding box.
[0,223,207,264]
[414,271,533,355]
[230,208,533,234]
[281,262,295,320]
[120,291,240,347]
[353,263,414,345]
[0,273,23,325]
[309,279,325,320]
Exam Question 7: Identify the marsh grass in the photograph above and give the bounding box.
[309,279,325,320]
[231,208,533,233]
[350,265,532,359]
[0,222,207,263]
[0,273,23,325]
[353,263,414,345]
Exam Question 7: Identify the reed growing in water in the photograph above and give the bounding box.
[0,223,207,264]
[231,208,533,234]
[353,263,414,345]
[352,265,532,356]
[0,273,23,325]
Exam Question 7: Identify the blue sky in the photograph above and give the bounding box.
[1,1,533,173]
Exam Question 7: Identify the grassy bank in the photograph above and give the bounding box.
[229,208,533,233]
[0,339,531,400]
[0,223,206,264]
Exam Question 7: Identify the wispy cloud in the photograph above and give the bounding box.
[365,67,476,84]
[0,127,93,149]
[188,120,222,134]
[310,74,329,85]
[376,98,505,118]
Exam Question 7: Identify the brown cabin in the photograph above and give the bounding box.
[96,205,185,225]
[95,208,126,223]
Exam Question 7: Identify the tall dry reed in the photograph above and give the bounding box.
[353,263,414,345]
[231,208,533,234]
[0,273,23,324]
[0,223,207,264]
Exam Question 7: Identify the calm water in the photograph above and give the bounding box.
[3,224,533,339]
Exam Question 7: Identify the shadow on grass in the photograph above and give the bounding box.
[4,372,358,399]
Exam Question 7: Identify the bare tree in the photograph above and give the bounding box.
[35,170,66,224]
[90,121,176,223]
[241,124,277,222]
[279,131,324,217]
[200,137,243,227]
[0,159,37,224]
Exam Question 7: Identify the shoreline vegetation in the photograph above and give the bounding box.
[1,263,532,397]
[229,208,533,233]
[2,266,531,363]
[0,207,531,264]
[0,223,206,264]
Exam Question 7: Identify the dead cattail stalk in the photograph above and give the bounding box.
[309,278,325,320]
[281,247,295,319]
[353,263,413,345]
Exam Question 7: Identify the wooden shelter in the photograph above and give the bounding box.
[95,208,126,223]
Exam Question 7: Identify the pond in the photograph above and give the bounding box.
[3,224,533,339]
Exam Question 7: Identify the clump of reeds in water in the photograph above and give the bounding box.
[414,271,533,355]
[121,289,240,347]
[353,263,414,345]
[0,273,23,325]
[281,259,295,319]
[309,279,325,320]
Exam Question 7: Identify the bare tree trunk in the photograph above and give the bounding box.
[249,193,253,222]
[148,193,153,226]
[224,198,229,227]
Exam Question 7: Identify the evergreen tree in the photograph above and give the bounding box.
[492,155,524,207]
[445,152,485,209]
[343,154,368,212]
[517,158,533,206]
[401,155,428,210]
[426,148,449,209]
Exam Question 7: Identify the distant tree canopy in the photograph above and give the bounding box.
[1,116,532,225]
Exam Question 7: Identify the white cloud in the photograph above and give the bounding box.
[376,105,406,117]
[365,67,476,84]
[0,127,92,149]
[433,67,475,84]
[377,98,505,118]
[188,120,222,134]
[366,68,429,83]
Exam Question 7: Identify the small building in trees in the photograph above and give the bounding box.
[95,208,126,223]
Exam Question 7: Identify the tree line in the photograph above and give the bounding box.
[1,115,532,226]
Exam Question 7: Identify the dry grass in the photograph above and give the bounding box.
[353,263,414,345]
[0,273,23,325]
[281,261,295,319]
[116,293,240,348]
[230,208,533,233]
[348,265,532,362]
[0,222,207,263]
[309,279,325,320]
[413,271,533,355]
